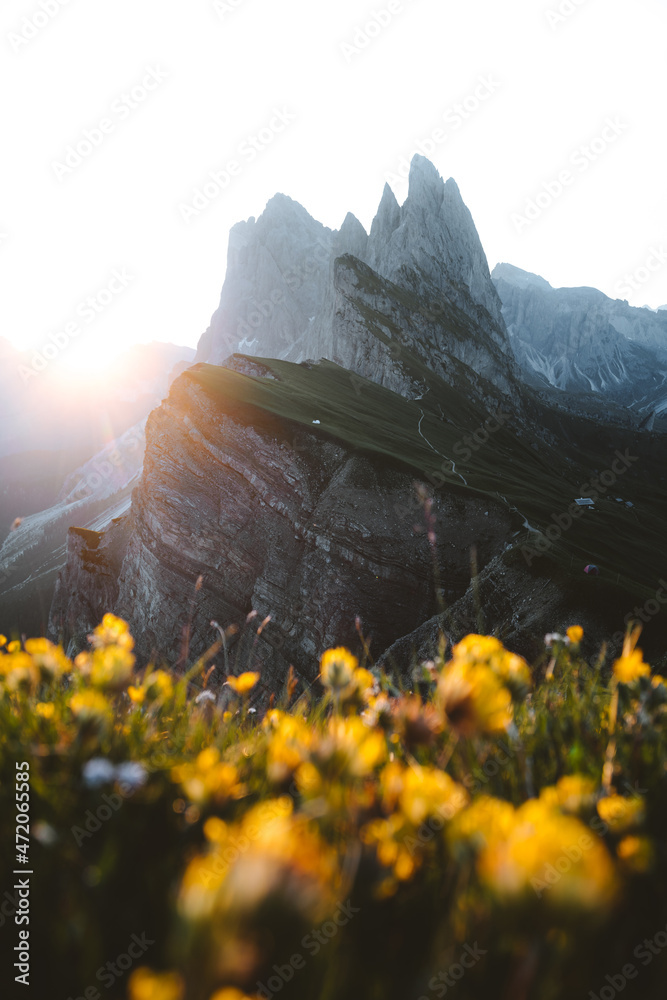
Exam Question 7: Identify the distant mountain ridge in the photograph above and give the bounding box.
[492,263,667,418]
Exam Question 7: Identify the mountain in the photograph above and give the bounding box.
[197,156,514,395]
[47,160,667,685]
[492,263,667,419]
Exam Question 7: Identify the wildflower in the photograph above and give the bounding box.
[338,666,377,713]
[116,761,148,790]
[69,690,111,725]
[128,685,145,705]
[452,635,532,697]
[317,716,387,778]
[613,628,650,684]
[361,814,417,882]
[226,671,260,695]
[0,635,6,647]
[172,748,243,805]
[1,651,39,693]
[390,695,443,749]
[448,796,516,856]
[438,661,512,737]
[75,646,135,693]
[144,670,174,703]
[617,835,653,873]
[195,690,216,705]
[35,702,56,720]
[398,765,467,826]
[476,798,617,910]
[265,712,312,783]
[544,633,565,648]
[597,794,645,833]
[567,625,584,644]
[210,990,256,1000]
[82,758,116,788]
[539,775,597,815]
[128,968,184,1000]
[90,614,135,652]
[24,638,70,680]
[320,647,357,690]
[32,821,57,846]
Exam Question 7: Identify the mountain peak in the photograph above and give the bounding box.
[369,183,401,243]
[492,263,553,291]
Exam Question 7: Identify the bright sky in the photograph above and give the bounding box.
[2,0,667,375]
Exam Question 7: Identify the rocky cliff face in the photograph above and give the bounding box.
[493,263,667,418]
[50,360,513,689]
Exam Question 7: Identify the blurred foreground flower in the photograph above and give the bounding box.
[128,967,184,1000]
[226,672,260,695]
[613,628,650,684]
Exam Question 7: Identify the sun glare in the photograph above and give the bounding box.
[53,341,126,380]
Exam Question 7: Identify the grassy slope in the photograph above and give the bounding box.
[187,355,667,609]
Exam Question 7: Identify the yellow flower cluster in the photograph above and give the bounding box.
[435,634,531,737]
[450,782,617,911]
[75,615,136,693]
[4,615,663,999]
[172,748,245,806]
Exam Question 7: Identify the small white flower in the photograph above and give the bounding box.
[82,758,116,788]
[195,690,216,705]
[115,762,147,790]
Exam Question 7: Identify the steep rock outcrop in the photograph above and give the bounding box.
[50,363,513,687]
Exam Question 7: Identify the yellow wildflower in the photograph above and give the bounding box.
[617,835,653,873]
[35,702,56,720]
[128,685,145,705]
[265,712,312,783]
[69,690,111,724]
[398,766,467,827]
[438,661,512,736]
[613,628,650,684]
[539,775,597,815]
[451,635,531,692]
[1,652,39,693]
[128,967,184,1000]
[172,747,243,805]
[448,795,516,854]
[24,638,71,680]
[477,798,617,910]
[226,671,260,695]
[319,716,387,777]
[210,990,255,1000]
[320,647,357,690]
[90,614,134,651]
[144,670,173,703]
[567,626,584,644]
[75,646,135,692]
[361,814,417,883]
[597,795,644,833]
